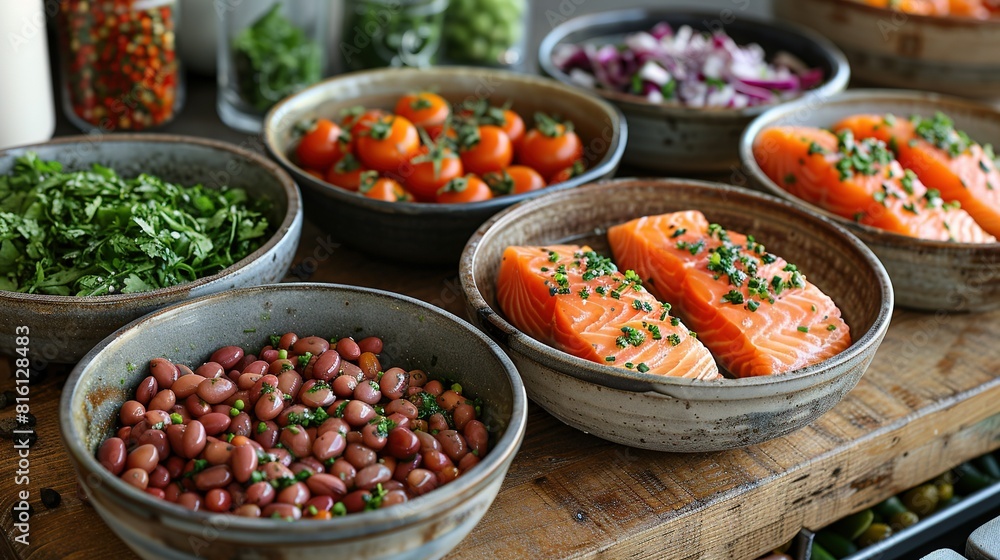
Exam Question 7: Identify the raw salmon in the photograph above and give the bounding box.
[836,113,1000,237]
[754,126,995,243]
[496,244,720,380]
[608,212,851,378]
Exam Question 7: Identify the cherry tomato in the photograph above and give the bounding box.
[356,115,421,174]
[548,160,587,185]
[394,92,450,129]
[498,110,526,150]
[458,125,513,175]
[340,108,388,139]
[518,113,584,179]
[406,146,464,202]
[325,154,370,191]
[436,175,493,204]
[360,176,415,202]
[483,165,546,196]
[296,119,347,171]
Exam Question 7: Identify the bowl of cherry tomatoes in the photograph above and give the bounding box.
[263,67,627,264]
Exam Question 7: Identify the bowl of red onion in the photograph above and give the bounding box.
[539,9,850,174]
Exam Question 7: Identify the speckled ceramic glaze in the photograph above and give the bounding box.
[740,89,1000,312]
[263,67,626,265]
[775,0,1000,99]
[460,179,892,452]
[538,10,850,174]
[61,283,527,560]
[0,135,302,363]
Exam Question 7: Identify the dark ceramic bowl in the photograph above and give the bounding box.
[460,178,893,452]
[0,135,302,363]
[61,283,527,560]
[263,66,626,265]
[538,9,850,173]
[740,89,1000,312]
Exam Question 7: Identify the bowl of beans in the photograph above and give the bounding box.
[61,283,527,560]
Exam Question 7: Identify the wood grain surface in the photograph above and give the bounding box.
[1,218,999,560]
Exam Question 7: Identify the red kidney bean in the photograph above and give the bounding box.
[230,412,252,437]
[357,336,383,355]
[149,465,171,489]
[166,424,186,456]
[380,456,397,473]
[361,423,388,452]
[212,404,233,416]
[437,390,464,412]
[122,468,149,490]
[148,389,177,412]
[358,352,381,379]
[329,458,356,489]
[318,418,350,438]
[311,350,342,382]
[178,492,202,511]
[177,364,195,377]
[293,336,330,357]
[204,440,235,466]
[428,413,449,433]
[173,374,207,400]
[267,448,294,467]
[227,369,242,384]
[381,489,408,508]
[299,381,335,409]
[355,463,391,490]
[268,359,295,375]
[277,370,302,400]
[195,362,225,379]
[198,377,237,405]
[387,413,410,431]
[279,425,313,459]
[423,380,444,396]
[436,430,468,463]
[194,465,233,491]
[210,346,244,370]
[386,427,420,459]
[277,405,308,428]
[119,401,145,426]
[241,360,269,376]
[452,404,476,431]
[135,376,158,406]
[305,495,334,513]
[300,456,325,474]
[306,473,348,498]
[254,420,279,449]
[129,420,151,445]
[342,401,375,428]
[238,373,262,391]
[235,504,261,517]
[204,488,232,513]
[137,429,170,462]
[379,368,407,400]
[229,444,258,483]
[415,430,441,453]
[98,437,127,475]
[164,484,182,503]
[393,454,422,482]
[385,398,418,420]
[342,489,370,513]
[245,481,276,506]
[263,461,294,481]
[236,352,257,372]
[185,394,211,418]
[353,379,381,405]
[422,450,454,472]
[332,375,358,398]
[437,466,461,485]
[260,348,279,363]
[290,462,315,477]
[411,419,429,432]
[409,370,428,387]
[226,390,249,409]
[458,453,479,472]
[150,358,179,390]
[145,487,166,500]
[341,361,364,381]
[277,332,298,350]
[406,469,437,496]
[344,443,377,470]
[277,481,310,506]
[464,420,489,456]
[199,412,231,436]
[144,410,171,428]
[249,374,279,405]
[313,431,346,461]
[116,426,132,442]
[181,420,207,459]
[262,503,301,520]
[346,431,363,445]
[336,338,361,361]
[255,391,285,421]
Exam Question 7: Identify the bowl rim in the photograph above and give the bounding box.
[59,282,529,534]
[537,8,852,118]
[459,177,894,395]
[803,0,1000,26]
[738,87,1000,251]
[262,66,627,216]
[0,134,302,305]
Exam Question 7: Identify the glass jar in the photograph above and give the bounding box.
[442,0,527,70]
[340,0,448,71]
[57,0,184,132]
[218,0,327,133]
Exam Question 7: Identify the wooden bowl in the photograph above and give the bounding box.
[774,0,1000,99]
[459,178,893,452]
[538,9,850,174]
[61,283,528,560]
[263,66,626,265]
[739,89,1000,312]
[0,135,303,363]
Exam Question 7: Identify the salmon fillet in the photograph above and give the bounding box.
[608,212,851,377]
[496,244,720,380]
[754,126,994,243]
[836,113,1000,237]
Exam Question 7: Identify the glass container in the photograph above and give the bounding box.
[340,0,448,71]
[442,0,527,70]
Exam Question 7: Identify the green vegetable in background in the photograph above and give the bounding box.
[873,496,907,518]
[815,530,858,558]
[900,484,939,516]
[810,542,837,560]
[0,153,272,296]
[830,509,874,541]
[443,0,525,67]
[972,454,1000,480]
[341,0,446,71]
[954,462,994,494]
[233,3,321,112]
[856,523,893,548]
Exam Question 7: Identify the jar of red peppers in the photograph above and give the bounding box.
[57,0,184,132]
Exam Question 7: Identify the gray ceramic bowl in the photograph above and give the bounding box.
[538,9,850,174]
[775,0,1000,99]
[263,66,626,265]
[0,135,302,363]
[739,89,1000,312]
[61,283,527,560]
[460,178,893,452]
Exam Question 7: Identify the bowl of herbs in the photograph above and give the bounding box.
[0,134,302,363]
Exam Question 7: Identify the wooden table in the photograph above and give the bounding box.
[3,75,1000,560]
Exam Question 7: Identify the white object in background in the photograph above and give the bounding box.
[968,514,1000,560]
[0,0,56,150]
[178,0,219,75]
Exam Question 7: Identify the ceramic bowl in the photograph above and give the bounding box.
[61,283,528,560]
[538,9,850,174]
[263,66,626,265]
[0,135,302,363]
[774,0,1000,99]
[740,89,1000,312]
[460,178,893,452]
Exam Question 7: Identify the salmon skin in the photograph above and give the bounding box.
[754,125,995,243]
[496,244,720,380]
[608,212,851,378]
[836,112,1000,238]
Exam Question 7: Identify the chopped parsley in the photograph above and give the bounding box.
[632,300,653,312]
[912,112,971,158]
[616,326,645,348]
[636,363,650,373]
[827,324,837,331]
[721,290,744,305]
[666,333,681,346]
[797,326,809,333]
[671,228,687,238]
